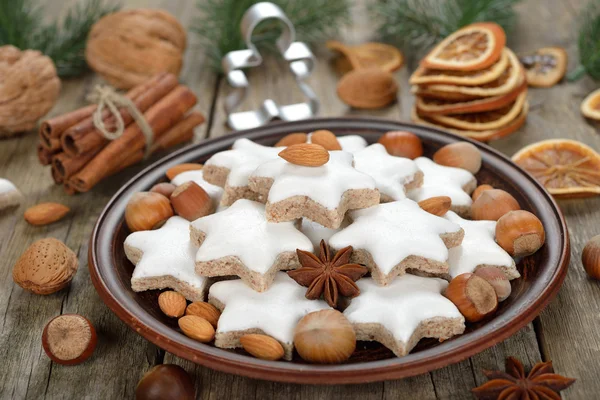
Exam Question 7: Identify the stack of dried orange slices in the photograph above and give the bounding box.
[410,23,529,142]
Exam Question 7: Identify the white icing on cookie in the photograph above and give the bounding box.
[191,199,313,274]
[0,178,21,210]
[407,157,475,207]
[329,199,462,275]
[209,273,330,345]
[301,218,348,248]
[353,144,421,201]
[171,170,224,205]
[204,138,281,187]
[344,275,464,344]
[250,150,377,209]
[337,135,368,153]
[124,216,207,300]
[445,211,518,279]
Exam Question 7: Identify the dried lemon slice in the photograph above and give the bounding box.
[581,88,600,121]
[512,139,600,198]
[327,41,404,73]
[410,49,509,86]
[421,23,506,71]
[520,47,567,88]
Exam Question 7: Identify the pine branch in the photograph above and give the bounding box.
[569,0,600,81]
[192,0,351,72]
[0,0,120,78]
[371,0,521,60]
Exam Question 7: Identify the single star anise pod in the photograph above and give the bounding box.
[472,356,575,400]
[288,240,367,308]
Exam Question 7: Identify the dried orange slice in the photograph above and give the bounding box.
[327,41,404,73]
[418,49,522,98]
[416,78,527,116]
[411,49,509,86]
[581,88,600,120]
[412,101,528,142]
[512,139,600,198]
[425,91,527,131]
[412,86,480,102]
[421,23,506,71]
[519,47,567,88]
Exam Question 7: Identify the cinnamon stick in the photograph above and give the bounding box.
[149,112,205,153]
[37,144,60,166]
[70,86,197,192]
[51,164,64,184]
[52,150,100,180]
[62,73,178,156]
[40,104,97,142]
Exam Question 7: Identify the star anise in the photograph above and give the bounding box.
[472,356,575,400]
[288,240,367,308]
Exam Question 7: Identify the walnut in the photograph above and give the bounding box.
[86,9,187,89]
[0,46,60,138]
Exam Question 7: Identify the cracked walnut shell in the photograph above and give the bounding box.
[86,9,187,89]
[0,46,60,138]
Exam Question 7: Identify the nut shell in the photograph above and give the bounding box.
[495,210,545,257]
[42,314,97,365]
[186,302,220,328]
[136,364,195,400]
[150,182,176,199]
[337,68,398,109]
[158,291,187,318]
[583,235,600,280]
[472,184,494,201]
[474,266,512,301]
[170,182,214,221]
[471,189,520,221]
[240,334,285,361]
[125,192,173,232]
[13,238,78,295]
[445,273,498,322]
[377,131,423,159]
[433,142,482,174]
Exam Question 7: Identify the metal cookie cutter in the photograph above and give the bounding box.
[222,2,319,131]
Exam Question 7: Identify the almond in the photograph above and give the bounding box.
[311,130,342,150]
[178,315,215,342]
[186,302,221,328]
[166,163,203,180]
[418,196,451,216]
[13,238,78,294]
[170,182,214,221]
[278,143,330,167]
[274,132,307,147]
[158,291,187,318]
[240,334,284,361]
[24,202,70,226]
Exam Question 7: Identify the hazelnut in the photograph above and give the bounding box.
[294,309,355,364]
[433,142,482,174]
[136,364,195,400]
[445,273,498,322]
[495,210,545,257]
[582,235,600,279]
[474,267,512,301]
[42,314,97,365]
[158,291,187,318]
[166,163,203,180]
[125,192,173,232]
[170,182,214,221]
[471,189,520,221]
[274,132,307,147]
[240,334,285,361]
[377,131,423,159]
[186,302,220,328]
[150,182,176,199]
[472,184,494,201]
[418,196,451,216]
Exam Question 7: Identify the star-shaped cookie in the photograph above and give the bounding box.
[306,134,368,153]
[171,169,224,206]
[249,150,379,229]
[190,199,313,292]
[407,157,477,216]
[353,144,423,202]
[445,211,519,279]
[202,138,281,206]
[343,275,465,357]
[328,198,464,285]
[208,272,330,360]
[124,216,208,301]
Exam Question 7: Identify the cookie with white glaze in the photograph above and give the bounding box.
[353,143,423,202]
[343,275,465,357]
[249,150,380,229]
[202,138,281,206]
[190,199,313,292]
[171,169,224,206]
[0,178,22,210]
[329,199,464,285]
[445,211,519,279]
[208,273,330,360]
[306,133,368,153]
[407,157,477,217]
[124,216,208,301]
[300,218,349,249]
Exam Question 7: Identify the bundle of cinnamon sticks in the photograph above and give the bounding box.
[37,72,204,195]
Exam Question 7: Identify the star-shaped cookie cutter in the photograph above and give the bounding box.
[222,2,319,131]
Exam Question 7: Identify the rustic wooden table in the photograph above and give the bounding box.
[1,0,598,398]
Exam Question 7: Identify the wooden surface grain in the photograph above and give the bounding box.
[0,0,597,398]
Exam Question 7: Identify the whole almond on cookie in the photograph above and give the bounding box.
[13,238,78,294]
[24,203,70,226]
[278,143,330,167]
[178,315,215,342]
[158,291,187,318]
[418,196,451,216]
[311,130,342,150]
[240,334,284,361]
[186,302,220,328]
[274,132,307,147]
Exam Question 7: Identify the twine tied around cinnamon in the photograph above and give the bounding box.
[87,85,154,158]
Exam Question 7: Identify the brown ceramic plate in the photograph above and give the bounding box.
[89,117,569,384]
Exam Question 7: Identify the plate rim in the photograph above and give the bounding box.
[88,117,570,384]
